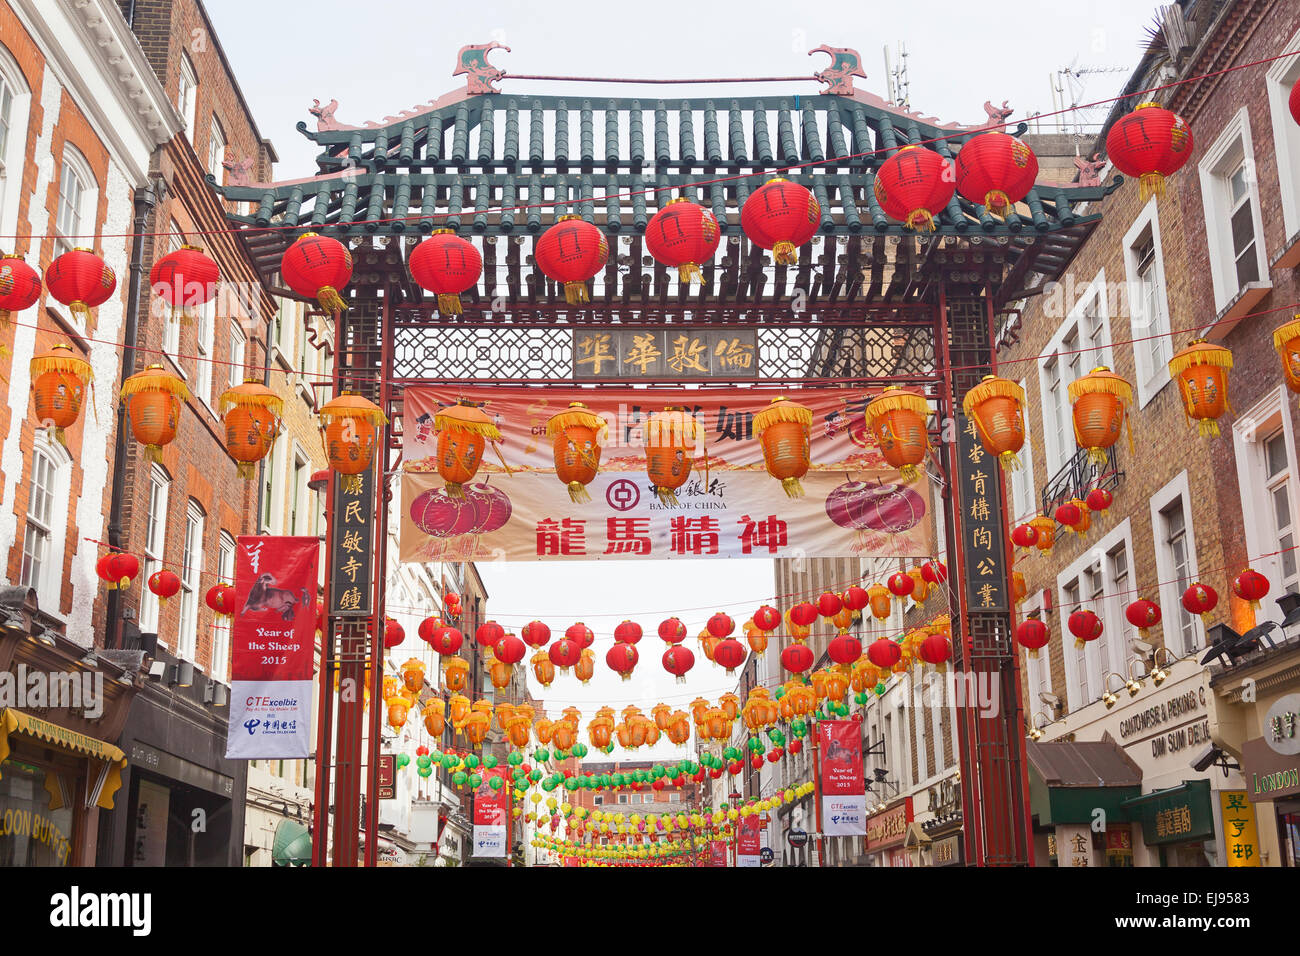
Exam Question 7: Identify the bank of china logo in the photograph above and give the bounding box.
[605,479,640,512]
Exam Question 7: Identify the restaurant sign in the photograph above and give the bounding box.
[865,797,913,852]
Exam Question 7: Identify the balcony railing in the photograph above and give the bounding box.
[1041,444,1123,520]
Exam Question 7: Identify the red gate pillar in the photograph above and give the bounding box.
[937,284,1034,867]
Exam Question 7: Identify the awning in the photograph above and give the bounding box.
[1026,738,1143,827]
[272,819,312,867]
[0,708,128,809]
[1121,780,1215,846]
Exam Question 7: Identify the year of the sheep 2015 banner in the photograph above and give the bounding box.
[399,386,934,563]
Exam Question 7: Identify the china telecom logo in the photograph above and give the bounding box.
[605,479,640,512]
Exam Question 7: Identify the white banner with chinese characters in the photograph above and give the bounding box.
[399,386,935,563]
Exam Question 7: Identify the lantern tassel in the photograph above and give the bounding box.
[173,304,195,327]
[1138,172,1167,203]
[898,464,920,484]
[906,209,937,232]
[437,293,463,315]
[999,450,1023,470]
[445,482,465,500]
[70,301,91,323]
[563,281,590,305]
[317,286,349,314]
[677,262,702,285]
[780,477,804,499]
[144,443,164,465]
[983,190,1012,218]
[1198,418,1221,439]
[236,462,257,480]
[566,481,591,504]
[773,241,798,266]
[654,486,680,507]
[49,425,67,449]
[0,309,9,327]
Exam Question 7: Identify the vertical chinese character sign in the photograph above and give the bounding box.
[472,768,510,858]
[736,813,762,867]
[330,465,374,616]
[818,719,867,836]
[226,536,320,759]
[954,410,1008,611]
[1218,791,1260,867]
[400,386,935,562]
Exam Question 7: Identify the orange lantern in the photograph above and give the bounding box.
[826,667,850,702]
[867,584,892,621]
[386,696,411,731]
[422,699,445,737]
[1012,570,1027,605]
[448,693,471,731]
[864,387,930,484]
[400,657,425,693]
[1168,339,1232,438]
[784,608,811,642]
[831,605,855,633]
[218,380,283,478]
[30,343,93,447]
[745,625,769,655]
[753,396,812,498]
[507,714,533,749]
[961,375,1026,470]
[552,720,577,751]
[1273,315,1300,406]
[535,717,555,745]
[809,669,829,700]
[531,649,555,687]
[495,702,516,733]
[1068,497,1091,536]
[705,707,730,742]
[319,391,386,493]
[588,716,614,749]
[666,714,691,746]
[547,402,606,502]
[121,364,189,463]
[435,400,504,498]
[443,655,469,692]
[720,692,740,721]
[488,656,513,690]
[645,406,704,505]
[1029,514,1056,552]
[575,648,595,684]
[1068,366,1132,466]
[465,711,491,746]
[908,567,933,603]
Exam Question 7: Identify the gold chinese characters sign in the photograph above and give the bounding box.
[400,386,935,563]
[572,329,757,380]
[1218,791,1260,867]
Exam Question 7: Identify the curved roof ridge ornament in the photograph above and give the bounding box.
[809,44,867,95]
[454,41,511,94]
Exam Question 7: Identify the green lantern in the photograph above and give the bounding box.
[855,691,868,706]
[602,743,614,754]
[774,685,785,699]
[572,743,588,758]
[534,748,550,763]
[415,755,431,770]
[483,754,498,769]
[791,718,807,739]
[542,779,557,792]
[489,776,504,791]
[529,768,543,782]
[748,737,763,754]
[874,681,887,696]
[507,751,523,766]
[554,749,569,761]
[564,778,579,792]
[452,770,468,786]
[398,753,412,769]
[428,750,443,763]
[418,764,432,778]
[469,773,483,788]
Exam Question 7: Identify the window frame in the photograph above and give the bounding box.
[0,44,32,244]
[212,532,236,683]
[207,115,226,182]
[1122,198,1173,407]
[176,500,206,662]
[137,465,172,633]
[1019,590,1052,716]
[19,436,71,615]
[177,52,199,138]
[1038,269,1113,476]
[1266,28,1300,243]
[1008,376,1037,522]
[1196,106,1269,314]
[54,145,98,265]
[194,296,215,411]
[228,321,247,389]
[1057,518,1136,711]
[1149,470,1203,657]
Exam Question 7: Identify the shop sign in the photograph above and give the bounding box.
[932,834,962,867]
[954,411,1007,611]
[573,328,758,381]
[1240,736,1300,803]
[865,797,913,852]
[1218,791,1260,867]
[329,466,374,616]
[1264,693,1300,756]
[1128,780,1215,846]
[787,827,808,848]
[1116,684,1211,761]
[1056,823,1095,867]
[377,754,395,800]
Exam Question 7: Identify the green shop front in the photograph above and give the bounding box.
[1121,781,1217,867]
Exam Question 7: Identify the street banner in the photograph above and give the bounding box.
[472,769,509,858]
[226,536,319,759]
[709,840,729,867]
[737,813,762,868]
[819,719,867,836]
[400,386,934,563]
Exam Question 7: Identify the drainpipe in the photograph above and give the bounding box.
[105,183,156,650]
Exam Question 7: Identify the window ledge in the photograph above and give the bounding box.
[1136,372,1173,411]
[1272,228,1300,271]
[1203,281,1272,342]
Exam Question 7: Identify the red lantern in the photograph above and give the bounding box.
[706,612,735,639]
[1016,617,1049,657]
[564,623,595,649]
[149,244,218,320]
[1105,102,1194,201]
[658,617,687,645]
[828,634,862,666]
[281,232,352,313]
[147,569,180,606]
[383,617,405,649]
[1011,523,1039,549]
[417,615,443,646]
[430,626,464,656]
[606,643,639,681]
[919,633,952,668]
[1182,582,1218,621]
[1232,569,1270,612]
[816,591,843,619]
[1067,609,1103,648]
[841,586,869,612]
[495,634,526,666]
[1125,599,1161,639]
[408,230,482,314]
[45,248,117,322]
[866,638,902,670]
[662,645,695,683]
[534,215,608,304]
[1086,487,1113,514]
[1292,77,1300,126]
[521,620,551,648]
[740,178,819,265]
[954,133,1039,217]
[781,642,814,674]
[713,638,746,674]
[753,605,782,632]
[614,620,643,644]
[886,572,915,600]
[205,583,233,618]
[0,255,42,325]
[548,639,582,671]
[873,146,956,232]
[788,602,818,627]
[788,739,803,756]
[475,621,505,649]
[1055,501,1083,530]
[97,552,140,590]
[645,199,720,283]
[921,561,947,585]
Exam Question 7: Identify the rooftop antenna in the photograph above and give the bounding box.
[1052,61,1128,137]
[882,42,911,111]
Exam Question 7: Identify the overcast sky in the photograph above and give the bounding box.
[208,0,1164,757]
